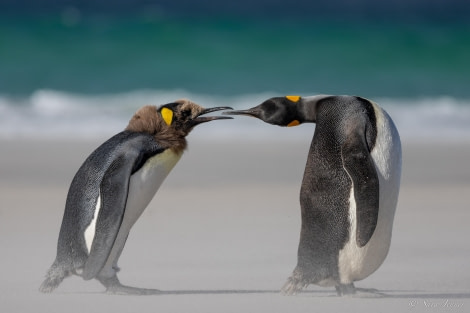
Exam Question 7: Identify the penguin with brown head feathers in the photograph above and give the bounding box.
[40,99,232,295]
[225,95,401,296]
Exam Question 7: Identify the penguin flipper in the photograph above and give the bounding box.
[341,128,379,247]
[82,153,137,280]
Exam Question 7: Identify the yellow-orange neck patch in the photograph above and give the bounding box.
[287,120,300,127]
[286,95,301,102]
[161,107,173,125]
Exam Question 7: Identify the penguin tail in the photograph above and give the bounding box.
[39,261,69,293]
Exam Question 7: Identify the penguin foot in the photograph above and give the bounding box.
[335,284,386,297]
[335,283,356,296]
[98,275,161,295]
[106,284,162,295]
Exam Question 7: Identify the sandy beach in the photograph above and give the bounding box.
[1,136,469,312]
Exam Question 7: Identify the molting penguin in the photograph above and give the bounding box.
[225,95,401,296]
[40,99,232,295]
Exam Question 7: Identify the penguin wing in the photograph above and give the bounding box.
[83,136,163,280]
[82,154,134,280]
[341,128,380,247]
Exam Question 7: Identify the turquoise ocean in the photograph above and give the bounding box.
[1,8,470,141]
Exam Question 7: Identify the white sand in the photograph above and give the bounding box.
[0,138,469,312]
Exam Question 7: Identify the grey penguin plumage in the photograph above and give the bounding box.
[40,99,232,294]
[225,95,401,296]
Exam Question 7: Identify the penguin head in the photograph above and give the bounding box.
[159,99,233,134]
[126,99,232,138]
[223,96,305,127]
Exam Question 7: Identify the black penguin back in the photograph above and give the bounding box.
[297,96,379,283]
[55,131,164,266]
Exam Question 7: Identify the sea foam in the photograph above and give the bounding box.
[1,89,470,142]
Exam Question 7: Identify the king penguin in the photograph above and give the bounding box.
[39,99,232,295]
[225,95,401,296]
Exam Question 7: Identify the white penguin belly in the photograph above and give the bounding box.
[100,149,182,277]
[84,149,182,255]
[121,149,182,232]
[338,104,402,284]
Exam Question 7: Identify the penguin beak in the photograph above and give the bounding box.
[191,106,234,126]
[222,108,262,119]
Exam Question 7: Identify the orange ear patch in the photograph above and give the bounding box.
[286,95,301,102]
[287,120,300,127]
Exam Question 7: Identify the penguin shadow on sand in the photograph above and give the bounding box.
[52,286,470,299]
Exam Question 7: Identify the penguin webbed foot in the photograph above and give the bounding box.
[335,283,356,296]
[335,284,386,298]
[105,284,162,295]
[98,275,161,295]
